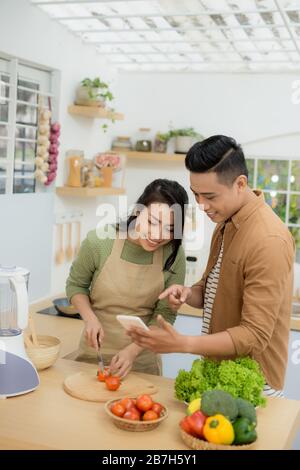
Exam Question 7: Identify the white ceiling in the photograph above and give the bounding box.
[31,0,300,72]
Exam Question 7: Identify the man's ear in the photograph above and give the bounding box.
[236,175,248,192]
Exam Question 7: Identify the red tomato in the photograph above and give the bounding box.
[105,376,121,391]
[123,409,140,421]
[111,402,125,417]
[131,406,141,417]
[120,397,136,411]
[142,410,159,421]
[136,394,153,412]
[188,411,206,438]
[97,367,111,382]
[179,416,198,437]
[151,402,163,416]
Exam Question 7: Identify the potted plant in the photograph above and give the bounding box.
[153,132,171,153]
[76,77,114,107]
[94,152,121,187]
[169,127,202,154]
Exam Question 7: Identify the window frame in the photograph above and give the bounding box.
[0,53,60,195]
[246,155,300,261]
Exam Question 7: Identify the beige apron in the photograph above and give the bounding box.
[75,237,165,375]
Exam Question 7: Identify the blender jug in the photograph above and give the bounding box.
[0,265,29,336]
[0,265,39,398]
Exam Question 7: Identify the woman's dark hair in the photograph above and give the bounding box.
[185,135,248,186]
[119,179,188,272]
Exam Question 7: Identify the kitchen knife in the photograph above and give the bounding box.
[97,334,105,373]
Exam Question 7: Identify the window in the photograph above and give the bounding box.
[0,55,56,194]
[246,157,300,263]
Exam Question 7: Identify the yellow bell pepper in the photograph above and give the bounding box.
[203,414,235,445]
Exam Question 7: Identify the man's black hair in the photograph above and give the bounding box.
[185,135,248,186]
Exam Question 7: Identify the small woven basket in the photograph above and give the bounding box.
[180,429,255,451]
[104,398,168,432]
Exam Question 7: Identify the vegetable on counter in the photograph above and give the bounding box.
[187,397,201,416]
[236,397,257,425]
[175,357,266,407]
[203,414,235,445]
[180,410,206,438]
[97,367,111,382]
[233,417,257,445]
[105,376,121,391]
[201,390,238,421]
[180,390,258,447]
[110,395,165,422]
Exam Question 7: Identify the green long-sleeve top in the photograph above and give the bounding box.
[66,229,186,326]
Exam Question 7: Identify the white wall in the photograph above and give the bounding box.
[113,71,300,289]
[1,1,299,298]
[0,0,121,299]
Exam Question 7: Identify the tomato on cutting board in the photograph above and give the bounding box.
[105,376,121,391]
[97,367,111,382]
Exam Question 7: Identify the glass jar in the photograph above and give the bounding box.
[112,136,132,152]
[66,150,84,187]
[135,128,152,152]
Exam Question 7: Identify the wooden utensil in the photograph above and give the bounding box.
[24,332,34,348]
[63,371,158,402]
[74,221,81,257]
[66,222,73,261]
[55,223,64,264]
[28,315,39,347]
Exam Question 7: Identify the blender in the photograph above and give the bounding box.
[0,265,39,398]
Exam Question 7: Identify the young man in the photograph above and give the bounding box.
[129,135,295,396]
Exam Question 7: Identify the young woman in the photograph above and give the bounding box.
[66,179,188,377]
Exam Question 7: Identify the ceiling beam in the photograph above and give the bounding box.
[96,49,297,55]
[109,60,300,64]
[274,0,300,57]
[75,24,289,34]
[54,10,284,20]
[33,0,148,4]
[86,38,298,45]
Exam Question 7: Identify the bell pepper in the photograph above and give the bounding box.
[203,414,234,445]
[233,417,257,445]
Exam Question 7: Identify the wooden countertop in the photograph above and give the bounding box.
[29,293,300,333]
[1,357,300,450]
[0,296,298,449]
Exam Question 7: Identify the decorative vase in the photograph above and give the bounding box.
[75,86,106,107]
[154,138,168,153]
[101,166,113,187]
[175,136,194,154]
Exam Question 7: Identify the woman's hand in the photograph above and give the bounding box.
[84,315,104,349]
[109,344,141,378]
[158,284,192,311]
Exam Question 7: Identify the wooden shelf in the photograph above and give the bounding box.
[56,186,126,197]
[68,105,124,120]
[124,151,186,162]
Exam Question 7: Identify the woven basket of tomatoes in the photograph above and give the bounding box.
[104,395,168,432]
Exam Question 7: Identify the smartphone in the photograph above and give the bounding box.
[116,315,149,331]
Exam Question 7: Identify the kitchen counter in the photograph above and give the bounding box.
[0,297,299,450]
[1,357,300,450]
[28,294,300,332]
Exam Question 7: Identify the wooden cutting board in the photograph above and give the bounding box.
[63,371,158,402]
